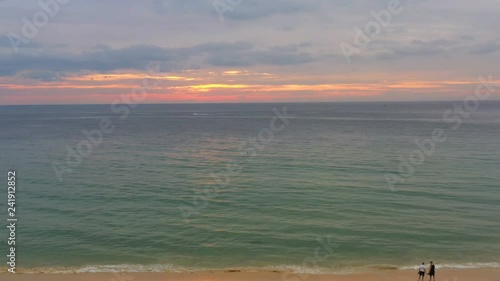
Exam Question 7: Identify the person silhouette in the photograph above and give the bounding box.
[418,262,426,281]
[428,261,436,281]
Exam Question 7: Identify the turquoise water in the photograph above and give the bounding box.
[0,102,499,273]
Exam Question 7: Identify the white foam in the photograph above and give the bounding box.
[75,264,189,273]
[12,262,500,274]
[398,262,500,270]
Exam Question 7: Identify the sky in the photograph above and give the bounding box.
[0,0,499,104]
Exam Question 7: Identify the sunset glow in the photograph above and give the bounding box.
[1,1,499,105]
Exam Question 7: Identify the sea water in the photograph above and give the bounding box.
[0,102,499,273]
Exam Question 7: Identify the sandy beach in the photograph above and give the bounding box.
[1,268,499,281]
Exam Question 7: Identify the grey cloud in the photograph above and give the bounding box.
[254,50,314,65]
[20,70,64,82]
[0,45,181,76]
[205,50,314,67]
[224,0,309,20]
[372,36,500,60]
[1,0,498,83]
[411,39,459,48]
[150,0,309,20]
[151,0,213,15]
[189,41,254,53]
[269,42,313,52]
[371,38,468,60]
[0,41,317,76]
[470,41,500,55]
[391,45,448,57]
[205,43,315,67]
[205,53,254,67]
[0,35,41,49]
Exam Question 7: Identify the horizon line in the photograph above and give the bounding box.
[2,99,500,106]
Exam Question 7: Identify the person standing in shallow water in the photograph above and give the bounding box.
[418,262,426,281]
[428,261,436,281]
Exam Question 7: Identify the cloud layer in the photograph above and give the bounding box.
[0,0,499,104]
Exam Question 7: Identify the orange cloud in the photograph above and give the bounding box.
[1,70,499,104]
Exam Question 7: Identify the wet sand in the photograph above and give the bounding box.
[1,268,499,281]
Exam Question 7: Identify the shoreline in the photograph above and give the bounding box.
[2,268,500,281]
[2,262,499,274]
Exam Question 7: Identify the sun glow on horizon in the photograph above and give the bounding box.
[1,70,499,105]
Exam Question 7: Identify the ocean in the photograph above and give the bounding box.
[0,102,499,273]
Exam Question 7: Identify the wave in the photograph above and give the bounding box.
[5,264,330,274]
[5,262,499,274]
[398,262,500,270]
